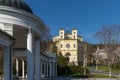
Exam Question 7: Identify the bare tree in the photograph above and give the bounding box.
[39,25,52,52]
[95,25,120,77]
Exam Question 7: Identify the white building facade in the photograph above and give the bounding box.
[0,0,57,80]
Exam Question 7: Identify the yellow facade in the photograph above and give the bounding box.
[53,29,82,65]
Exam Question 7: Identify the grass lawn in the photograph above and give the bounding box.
[98,65,108,72]
[93,74,119,78]
[97,65,120,73]
[112,69,120,73]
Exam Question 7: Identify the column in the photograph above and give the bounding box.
[41,61,43,77]
[16,58,19,77]
[27,28,34,80]
[35,40,40,80]
[22,60,25,78]
[50,62,52,77]
[53,63,55,77]
[44,62,46,77]
[56,63,57,76]
[47,63,49,77]
[4,46,12,80]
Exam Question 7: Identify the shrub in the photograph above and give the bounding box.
[68,65,90,76]
[57,65,69,76]
[0,69,3,75]
[111,63,120,69]
[57,65,90,77]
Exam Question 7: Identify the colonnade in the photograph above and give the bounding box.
[14,58,57,79]
[14,28,57,80]
[15,58,26,78]
[41,61,57,77]
[0,30,15,80]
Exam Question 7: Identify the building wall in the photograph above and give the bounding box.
[53,29,82,65]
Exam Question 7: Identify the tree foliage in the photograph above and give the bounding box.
[51,42,57,53]
[95,25,120,45]
[39,25,52,52]
[57,52,68,67]
[94,25,120,77]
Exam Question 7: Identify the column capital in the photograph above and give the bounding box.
[27,27,32,34]
[29,27,32,33]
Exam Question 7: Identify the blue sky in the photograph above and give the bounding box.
[25,0,120,44]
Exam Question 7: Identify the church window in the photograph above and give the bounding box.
[61,35,63,39]
[74,44,76,48]
[66,43,70,48]
[61,44,63,48]
[74,35,75,39]
[65,52,71,63]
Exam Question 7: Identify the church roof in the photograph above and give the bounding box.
[0,0,33,13]
[65,30,71,35]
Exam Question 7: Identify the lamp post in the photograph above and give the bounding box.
[83,44,87,76]
[95,46,99,70]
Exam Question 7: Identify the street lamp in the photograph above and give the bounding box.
[83,44,87,76]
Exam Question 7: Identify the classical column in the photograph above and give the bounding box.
[16,58,19,77]
[50,62,52,77]
[56,63,57,76]
[44,62,46,77]
[27,28,34,80]
[53,63,55,77]
[41,61,43,77]
[47,63,49,77]
[4,46,12,80]
[22,60,25,78]
[35,39,41,80]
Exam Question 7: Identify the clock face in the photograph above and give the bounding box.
[66,43,70,48]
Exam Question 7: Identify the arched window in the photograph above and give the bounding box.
[65,53,71,63]
[61,44,63,48]
[65,52,71,56]
[74,35,75,39]
[61,35,63,39]
[74,44,76,48]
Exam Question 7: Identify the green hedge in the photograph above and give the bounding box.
[0,69,3,75]
[111,63,120,69]
[57,65,90,77]
[68,65,90,75]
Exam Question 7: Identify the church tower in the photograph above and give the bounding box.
[72,28,77,39]
[59,29,65,39]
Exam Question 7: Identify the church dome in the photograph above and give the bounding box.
[0,0,33,13]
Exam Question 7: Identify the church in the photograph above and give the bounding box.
[53,29,83,65]
[0,0,57,80]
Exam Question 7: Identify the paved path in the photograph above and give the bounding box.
[42,77,120,80]
[18,77,120,80]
